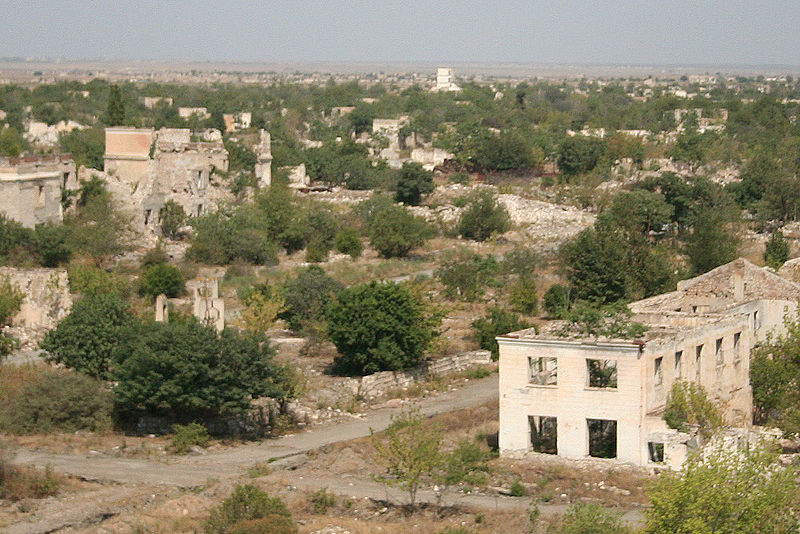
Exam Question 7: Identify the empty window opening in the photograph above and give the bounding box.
[654,357,663,386]
[144,209,152,226]
[691,305,698,313]
[753,311,759,331]
[675,351,683,379]
[715,338,724,377]
[587,418,617,458]
[695,345,703,382]
[648,442,665,463]
[587,359,617,388]
[196,204,203,216]
[36,184,45,207]
[529,416,557,454]
[528,357,557,386]
[62,172,70,187]
[733,332,741,365]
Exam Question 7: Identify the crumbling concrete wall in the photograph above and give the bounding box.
[0,267,72,348]
[0,155,76,228]
[103,127,154,185]
[254,129,272,188]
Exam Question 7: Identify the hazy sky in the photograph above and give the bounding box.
[2,0,799,65]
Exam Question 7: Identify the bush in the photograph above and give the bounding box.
[139,262,185,299]
[508,277,538,314]
[664,381,723,438]
[67,259,131,298]
[0,369,113,434]
[457,189,511,241]
[367,203,432,258]
[188,207,278,266]
[41,294,138,380]
[280,266,343,332]
[226,516,298,534]
[394,162,434,206]
[159,200,186,240]
[304,240,329,263]
[310,487,336,514]
[333,227,363,258]
[441,440,494,486]
[509,480,527,497]
[558,503,630,534]
[171,422,210,454]
[764,230,790,270]
[0,462,62,501]
[472,308,529,360]
[0,277,23,359]
[327,281,440,375]
[435,249,499,302]
[33,223,72,267]
[543,284,570,318]
[205,484,294,534]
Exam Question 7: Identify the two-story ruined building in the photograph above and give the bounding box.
[497,259,800,468]
[0,155,77,227]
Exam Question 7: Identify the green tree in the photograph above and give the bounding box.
[558,503,631,534]
[333,227,363,258]
[139,263,185,299]
[472,307,530,360]
[0,213,34,264]
[394,162,434,206]
[59,127,105,169]
[206,484,295,534]
[113,323,293,418]
[0,127,23,157]
[646,446,800,534]
[41,294,137,380]
[764,230,790,270]
[159,200,186,240]
[557,136,605,176]
[663,381,723,439]
[65,177,134,261]
[457,189,511,241]
[33,223,72,267]
[371,408,444,507]
[685,210,740,275]
[105,84,125,126]
[543,284,571,318]
[280,266,343,332]
[327,281,440,375]
[435,248,499,301]
[367,203,432,258]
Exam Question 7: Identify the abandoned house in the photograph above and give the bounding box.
[0,154,77,227]
[497,258,800,468]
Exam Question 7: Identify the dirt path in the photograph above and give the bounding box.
[11,375,499,487]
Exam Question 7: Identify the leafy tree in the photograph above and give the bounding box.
[224,138,257,173]
[557,135,605,176]
[41,294,137,380]
[601,190,674,237]
[66,260,131,298]
[348,104,374,135]
[65,177,134,261]
[0,212,34,264]
[237,284,284,333]
[33,223,72,267]
[159,200,186,240]
[206,484,295,534]
[280,266,343,332]
[0,277,23,359]
[685,209,740,275]
[113,323,293,418]
[435,248,499,301]
[0,127,23,157]
[557,301,647,339]
[439,439,494,486]
[664,381,723,439]
[371,408,444,507]
[472,307,530,360]
[188,206,277,265]
[59,127,104,169]
[457,189,511,241]
[764,230,790,270]
[508,277,539,314]
[394,162,434,206]
[105,84,125,126]
[543,284,570,318]
[646,446,800,534]
[470,131,543,171]
[139,263,185,299]
[367,203,432,258]
[562,227,629,304]
[333,227,362,258]
[327,281,440,375]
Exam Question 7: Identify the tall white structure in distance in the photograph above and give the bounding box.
[435,67,461,92]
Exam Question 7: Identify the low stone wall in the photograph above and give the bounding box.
[347,350,493,398]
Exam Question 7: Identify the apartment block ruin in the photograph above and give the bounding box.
[498,259,800,468]
[434,67,461,92]
[0,154,77,227]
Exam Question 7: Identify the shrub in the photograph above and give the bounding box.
[367,203,432,258]
[543,284,570,318]
[188,207,277,265]
[33,223,72,267]
[67,259,131,298]
[41,294,137,380]
[435,248,499,302]
[0,277,23,359]
[139,263,185,299]
[333,227,363,258]
[441,440,494,486]
[159,200,186,240]
[0,369,113,434]
[508,277,538,314]
[171,422,210,454]
[457,189,510,241]
[205,484,294,534]
[304,239,329,263]
[327,281,440,375]
[0,212,35,263]
[472,308,529,360]
[509,480,527,497]
[558,503,630,534]
[664,381,723,438]
[226,516,298,534]
[764,230,790,270]
[310,487,336,514]
[280,266,343,332]
[394,162,434,206]
[0,462,62,501]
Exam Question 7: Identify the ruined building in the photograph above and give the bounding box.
[254,129,273,188]
[434,67,461,92]
[0,155,77,227]
[102,127,229,234]
[497,259,800,468]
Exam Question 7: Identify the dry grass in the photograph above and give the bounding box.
[0,461,63,501]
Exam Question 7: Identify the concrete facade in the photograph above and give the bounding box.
[103,127,154,184]
[435,67,461,92]
[498,259,800,468]
[254,129,273,188]
[0,155,77,228]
